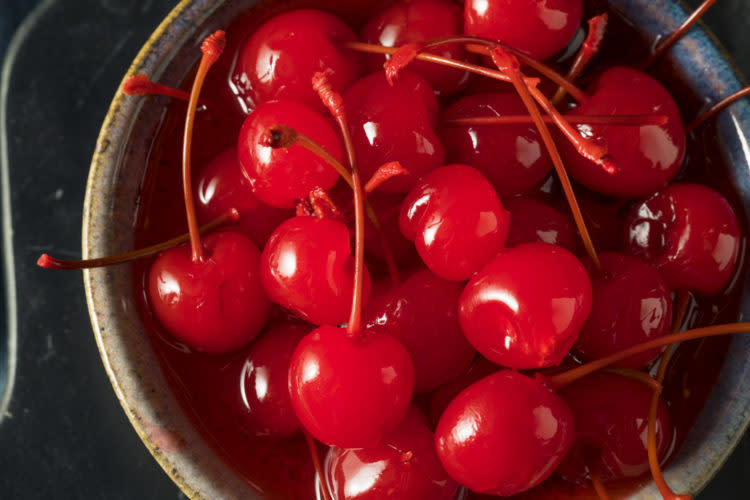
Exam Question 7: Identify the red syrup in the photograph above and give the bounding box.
[129,1,749,499]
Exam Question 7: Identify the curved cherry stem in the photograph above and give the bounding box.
[552,14,608,105]
[644,0,718,68]
[590,471,613,500]
[687,86,750,133]
[37,209,239,270]
[602,367,662,394]
[123,74,192,101]
[490,46,602,272]
[304,431,332,500]
[442,114,668,127]
[548,322,750,390]
[183,31,226,263]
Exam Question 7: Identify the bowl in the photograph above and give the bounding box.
[82,0,750,498]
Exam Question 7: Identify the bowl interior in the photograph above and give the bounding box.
[83,0,750,498]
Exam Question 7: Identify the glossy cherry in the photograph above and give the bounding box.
[399,164,510,281]
[459,242,592,369]
[441,93,553,197]
[361,0,471,96]
[233,9,361,110]
[148,231,271,353]
[364,268,476,392]
[324,407,461,500]
[624,183,741,295]
[575,252,672,369]
[288,325,414,448]
[505,197,578,252]
[464,0,583,60]
[194,147,292,246]
[557,373,674,485]
[225,323,311,438]
[428,356,499,424]
[261,215,371,326]
[344,70,445,193]
[561,66,686,197]
[435,370,575,496]
[237,100,342,208]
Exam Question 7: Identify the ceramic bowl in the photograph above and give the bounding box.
[82,0,750,498]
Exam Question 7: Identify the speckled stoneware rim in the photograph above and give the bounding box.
[83,1,750,499]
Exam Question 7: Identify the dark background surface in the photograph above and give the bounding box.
[0,0,747,498]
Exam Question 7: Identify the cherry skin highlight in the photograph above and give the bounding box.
[237,100,342,208]
[288,325,415,449]
[435,370,575,496]
[194,147,293,247]
[459,242,592,369]
[399,164,510,281]
[505,197,578,252]
[233,9,361,110]
[624,183,741,295]
[147,231,270,354]
[225,323,311,438]
[441,93,553,197]
[561,66,686,198]
[361,0,471,96]
[464,0,583,60]
[324,407,461,500]
[556,373,674,485]
[363,268,476,393]
[344,70,445,193]
[575,252,672,369]
[261,216,371,327]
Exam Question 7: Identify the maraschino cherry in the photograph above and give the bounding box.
[399,164,510,281]
[233,9,361,111]
[147,31,270,354]
[505,197,578,252]
[324,407,462,500]
[441,92,553,197]
[624,183,741,295]
[364,268,476,392]
[361,0,471,96]
[464,0,583,60]
[459,242,592,369]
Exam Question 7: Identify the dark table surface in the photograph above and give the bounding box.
[0,0,747,498]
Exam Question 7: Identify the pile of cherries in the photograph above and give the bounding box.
[41,0,750,499]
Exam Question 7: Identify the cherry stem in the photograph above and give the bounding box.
[312,73,366,337]
[548,322,750,390]
[308,187,343,220]
[182,31,226,263]
[442,114,668,127]
[602,367,662,394]
[304,431,332,500]
[123,74,192,101]
[644,0,718,68]
[686,86,750,133]
[489,46,602,272]
[37,209,239,270]
[590,472,613,500]
[552,14,608,105]
[364,162,409,194]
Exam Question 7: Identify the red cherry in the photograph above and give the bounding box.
[557,373,673,485]
[233,9,361,110]
[237,100,343,208]
[435,370,574,496]
[147,231,270,353]
[364,268,476,392]
[324,407,461,499]
[624,183,741,295]
[227,323,311,438]
[361,0,472,96]
[194,147,293,246]
[505,197,578,252]
[363,192,420,267]
[459,242,592,369]
[464,0,583,60]
[261,216,372,326]
[345,70,445,193]
[399,164,510,281]
[428,356,499,425]
[288,325,415,448]
[575,252,672,369]
[441,93,553,197]
[561,67,686,197]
